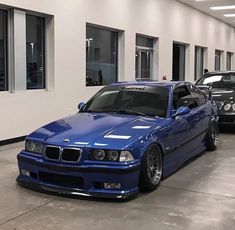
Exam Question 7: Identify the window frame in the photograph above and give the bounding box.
[26,14,46,90]
[194,46,205,81]
[135,35,154,80]
[226,52,233,71]
[86,24,119,87]
[215,49,222,71]
[0,9,8,92]
[172,42,186,81]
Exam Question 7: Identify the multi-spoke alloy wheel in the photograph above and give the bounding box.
[139,144,162,192]
[206,120,219,151]
[146,146,162,185]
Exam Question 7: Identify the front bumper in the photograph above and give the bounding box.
[218,114,235,124]
[17,152,141,199]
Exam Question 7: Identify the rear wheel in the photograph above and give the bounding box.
[139,144,162,192]
[206,120,219,151]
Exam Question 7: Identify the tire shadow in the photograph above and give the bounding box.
[218,125,235,134]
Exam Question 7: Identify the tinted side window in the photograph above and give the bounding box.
[189,85,206,106]
[173,86,191,109]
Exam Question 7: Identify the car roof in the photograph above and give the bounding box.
[111,80,191,89]
[204,71,235,75]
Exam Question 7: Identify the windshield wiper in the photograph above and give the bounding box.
[81,109,148,116]
[103,109,147,116]
[79,110,103,113]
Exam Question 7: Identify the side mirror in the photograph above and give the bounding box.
[196,84,212,100]
[78,102,85,111]
[172,106,190,118]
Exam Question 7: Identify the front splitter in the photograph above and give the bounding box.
[16,176,138,200]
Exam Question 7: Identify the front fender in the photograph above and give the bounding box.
[128,132,165,161]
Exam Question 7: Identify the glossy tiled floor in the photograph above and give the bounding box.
[0,128,234,230]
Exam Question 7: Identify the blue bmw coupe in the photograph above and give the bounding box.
[17,81,219,198]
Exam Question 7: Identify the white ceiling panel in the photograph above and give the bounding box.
[178,0,235,27]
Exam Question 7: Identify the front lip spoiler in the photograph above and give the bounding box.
[16,176,138,200]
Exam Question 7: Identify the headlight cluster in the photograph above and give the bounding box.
[25,140,44,154]
[216,101,224,110]
[90,149,134,162]
[223,102,235,112]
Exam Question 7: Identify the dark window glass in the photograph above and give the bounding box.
[173,85,205,109]
[82,85,169,118]
[197,73,235,89]
[194,46,204,81]
[136,36,153,48]
[0,10,8,92]
[26,15,45,90]
[86,26,118,86]
[173,86,191,109]
[215,50,221,71]
[189,85,206,106]
[172,43,186,81]
[227,52,233,71]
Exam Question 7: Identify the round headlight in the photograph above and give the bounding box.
[26,141,44,154]
[233,104,235,111]
[107,150,119,161]
[26,141,36,152]
[224,103,231,111]
[94,149,106,161]
[35,143,44,153]
[119,151,134,162]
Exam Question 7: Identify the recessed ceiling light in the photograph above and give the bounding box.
[224,14,235,17]
[211,5,235,10]
[195,0,217,2]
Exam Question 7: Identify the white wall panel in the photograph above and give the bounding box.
[0,0,234,140]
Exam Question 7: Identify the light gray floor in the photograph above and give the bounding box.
[0,131,235,230]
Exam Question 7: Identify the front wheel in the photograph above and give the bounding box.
[206,120,219,151]
[139,144,162,192]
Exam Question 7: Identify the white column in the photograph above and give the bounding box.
[186,44,194,83]
[118,30,125,82]
[13,9,26,91]
[159,37,172,81]
[45,16,54,91]
[152,38,159,80]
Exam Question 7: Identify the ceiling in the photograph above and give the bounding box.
[178,0,235,27]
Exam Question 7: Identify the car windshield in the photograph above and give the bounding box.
[81,85,169,117]
[197,73,235,89]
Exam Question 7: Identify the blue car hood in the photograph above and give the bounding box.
[29,113,164,149]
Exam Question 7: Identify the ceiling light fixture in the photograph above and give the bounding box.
[211,5,235,10]
[224,14,235,17]
[195,0,217,2]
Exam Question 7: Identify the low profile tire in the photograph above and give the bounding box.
[139,144,162,192]
[206,120,219,151]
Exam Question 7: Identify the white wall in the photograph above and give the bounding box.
[0,0,235,140]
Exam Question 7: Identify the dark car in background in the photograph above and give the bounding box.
[196,71,235,124]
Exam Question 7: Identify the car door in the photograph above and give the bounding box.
[163,84,202,165]
[188,84,209,138]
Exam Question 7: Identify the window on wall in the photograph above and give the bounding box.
[215,50,222,71]
[135,36,154,80]
[172,43,186,81]
[26,15,45,90]
[194,46,204,80]
[86,26,118,86]
[0,10,8,92]
[227,52,233,71]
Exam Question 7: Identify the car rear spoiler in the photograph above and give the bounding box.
[196,85,212,100]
